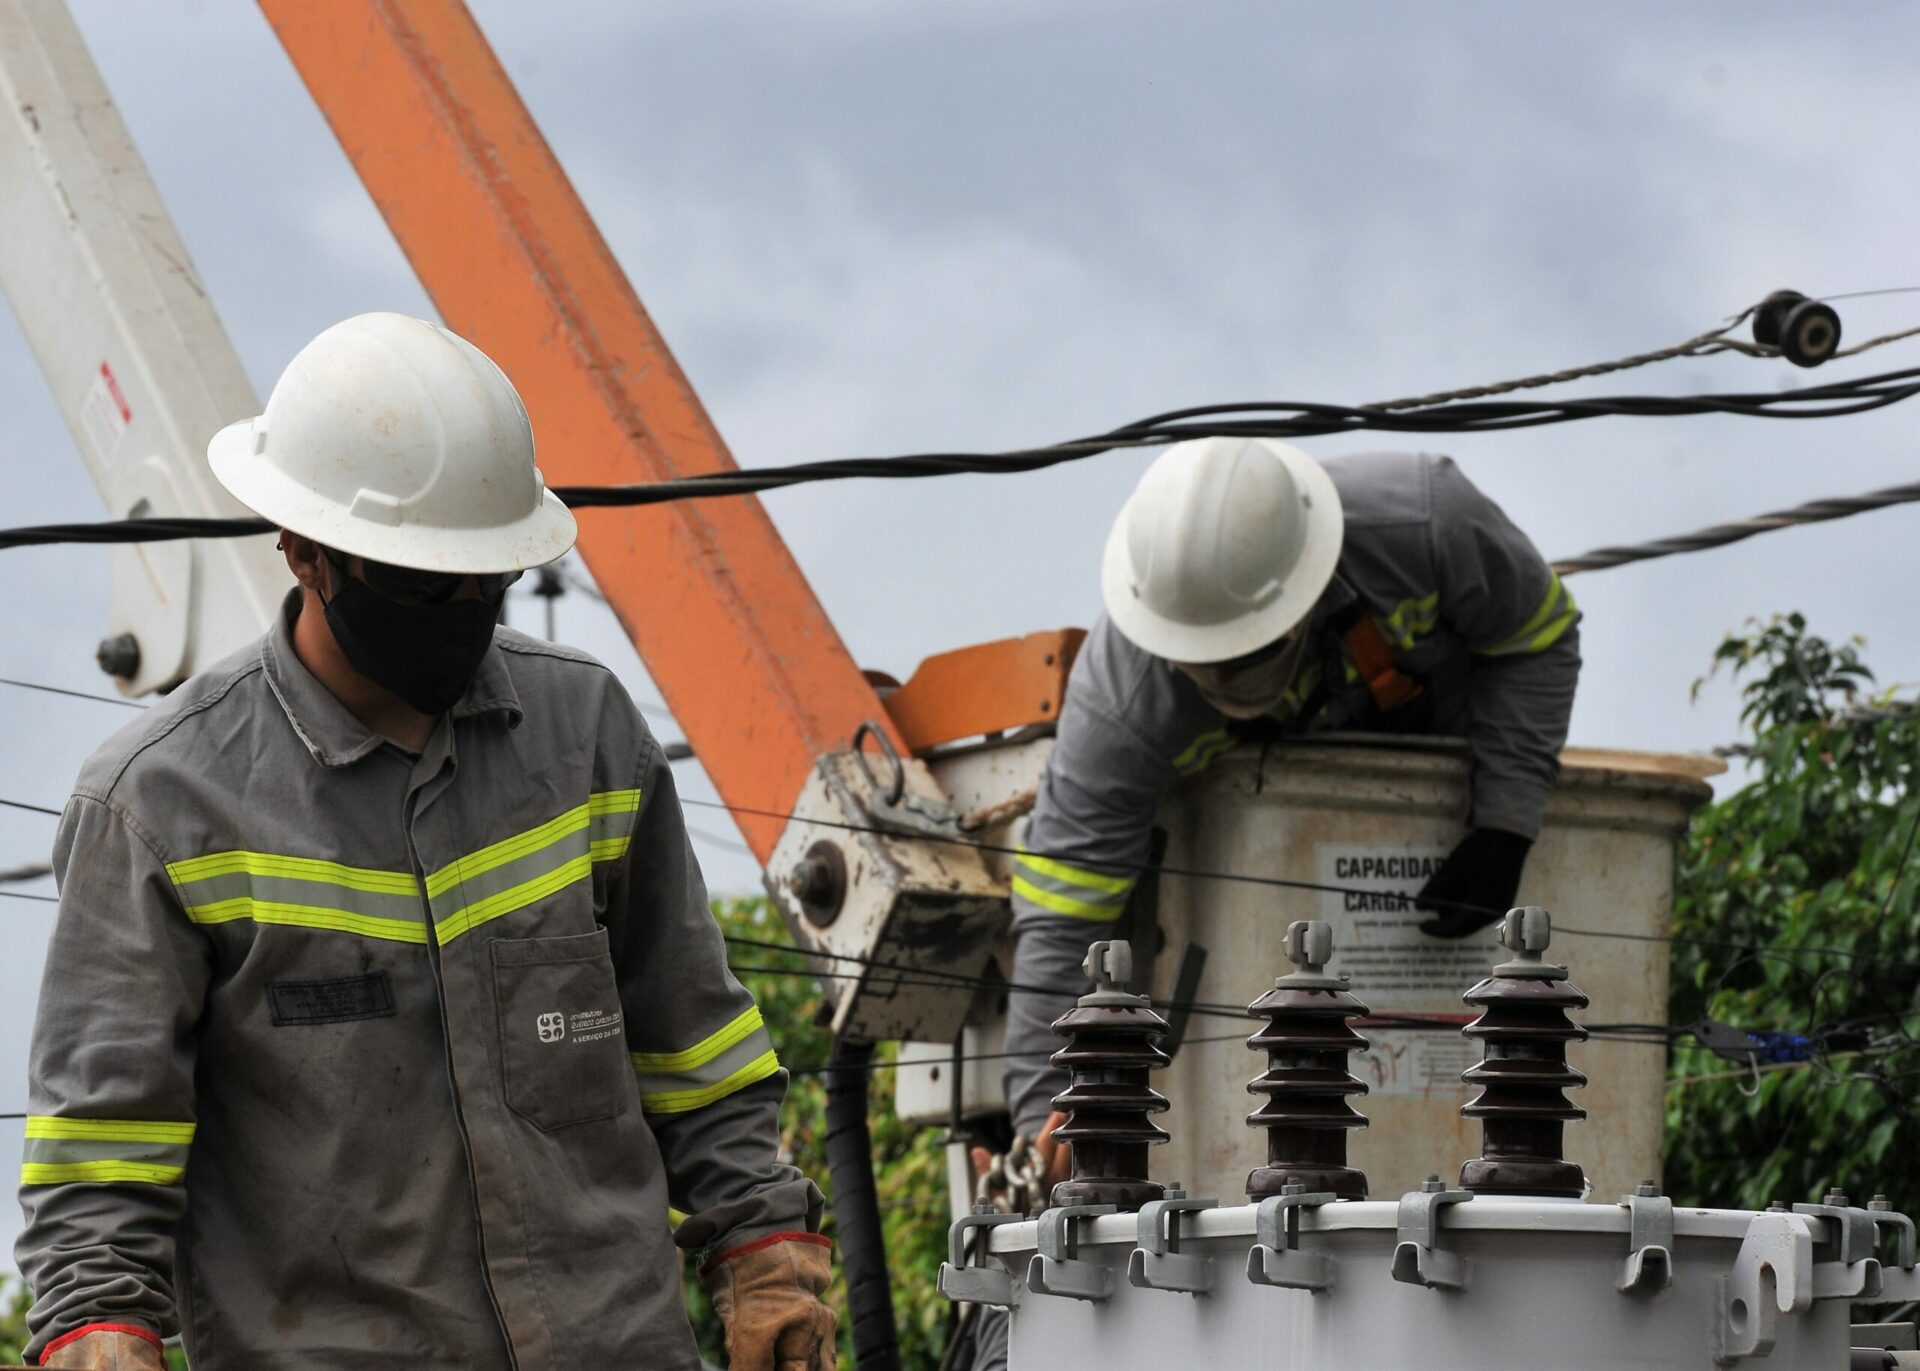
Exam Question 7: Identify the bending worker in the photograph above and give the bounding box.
[16,314,835,1370]
[1004,436,1580,1184]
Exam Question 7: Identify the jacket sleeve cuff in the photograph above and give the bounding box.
[40,1322,164,1365]
[701,1230,831,1276]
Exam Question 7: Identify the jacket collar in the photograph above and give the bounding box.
[261,590,523,768]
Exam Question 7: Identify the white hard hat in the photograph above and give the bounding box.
[208,312,577,574]
[1101,437,1343,664]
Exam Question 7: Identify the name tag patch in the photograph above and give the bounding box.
[268,971,397,1026]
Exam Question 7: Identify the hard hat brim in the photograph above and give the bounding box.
[209,418,579,574]
[1100,446,1344,664]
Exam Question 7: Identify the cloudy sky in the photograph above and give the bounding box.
[2,2,1918,1265]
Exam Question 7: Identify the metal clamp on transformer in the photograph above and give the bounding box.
[1795,1190,1883,1301]
[1247,1183,1336,1293]
[1619,1180,1675,1295]
[1391,1176,1474,1291]
[939,1204,1029,1309]
[1026,1205,1119,1303]
[1127,1192,1218,1295]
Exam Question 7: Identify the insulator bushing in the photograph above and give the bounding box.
[1048,939,1171,1212]
[1459,906,1589,1198]
[1245,919,1370,1201]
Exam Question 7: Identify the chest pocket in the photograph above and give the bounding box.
[491,928,631,1130]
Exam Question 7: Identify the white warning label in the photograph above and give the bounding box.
[1358,1027,1477,1098]
[1314,841,1501,1009]
[80,361,132,463]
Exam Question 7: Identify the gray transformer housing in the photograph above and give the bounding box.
[943,1191,1920,1371]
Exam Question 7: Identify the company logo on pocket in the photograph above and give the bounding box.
[536,1011,566,1044]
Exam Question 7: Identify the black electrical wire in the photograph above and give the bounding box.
[4,784,1917,975]
[0,798,60,818]
[0,676,146,710]
[676,793,1920,971]
[5,366,1920,552]
[1555,477,1920,576]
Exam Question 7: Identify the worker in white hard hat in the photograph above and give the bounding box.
[16,314,836,1371]
[971,439,1578,1352]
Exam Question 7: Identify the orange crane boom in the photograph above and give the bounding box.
[256,0,902,862]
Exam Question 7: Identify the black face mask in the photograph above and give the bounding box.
[320,569,503,716]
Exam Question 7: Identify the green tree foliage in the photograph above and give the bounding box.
[684,898,954,1371]
[1665,614,1920,1211]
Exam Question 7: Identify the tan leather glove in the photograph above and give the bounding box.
[701,1233,837,1371]
[40,1329,167,1370]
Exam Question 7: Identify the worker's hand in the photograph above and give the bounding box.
[969,1112,1074,1211]
[701,1233,837,1371]
[1415,829,1532,939]
[40,1330,167,1370]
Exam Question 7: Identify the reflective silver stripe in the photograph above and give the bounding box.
[632,1023,778,1105]
[1011,853,1134,921]
[22,1135,191,1171]
[426,791,642,945]
[173,869,421,925]
[428,822,592,928]
[168,853,427,943]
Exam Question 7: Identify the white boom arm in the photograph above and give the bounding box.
[0,0,283,694]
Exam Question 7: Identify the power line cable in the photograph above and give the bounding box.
[6,363,1920,551]
[0,798,60,818]
[1554,476,1920,576]
[2,784,1915,974]
[0,677,146,710]
[675,792,1920,970]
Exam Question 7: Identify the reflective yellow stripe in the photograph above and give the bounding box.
[1175,733,1236,776]
[1378,593,1441,649]
[21,1161,182,1185]
[425,790,641,899]
[640,1050,781,1115]
[1477,575,1578,657]
[424,803,590,899]
[181,896,428,944]
[434,852,593,946]
[630,1007,765,1074]
[24,1118,193,1143]
[1011,875,1127,921]
[1013,854,1132,895]
[166,850,417,895]
[1172,727,1230,773]
[589,789,642,817]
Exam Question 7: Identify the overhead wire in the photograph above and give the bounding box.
[6,359,1920,550]
[3,783,1918,972]
[0,676,146,710]
[1553,476,1920,576]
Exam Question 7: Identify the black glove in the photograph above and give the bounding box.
[1415,828,1532,938]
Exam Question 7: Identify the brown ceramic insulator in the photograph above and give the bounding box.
[1244,981,1371,1200]
[1458,966,1590,1198]
[1047,999,1172,1212]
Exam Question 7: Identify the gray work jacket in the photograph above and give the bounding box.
[17,593,818,1370]
[1004,452,1582,1134]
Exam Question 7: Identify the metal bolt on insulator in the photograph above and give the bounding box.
[1046,939,1171,1213]
[1458,907,1590,1199]
[1244,919,1371,1201]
